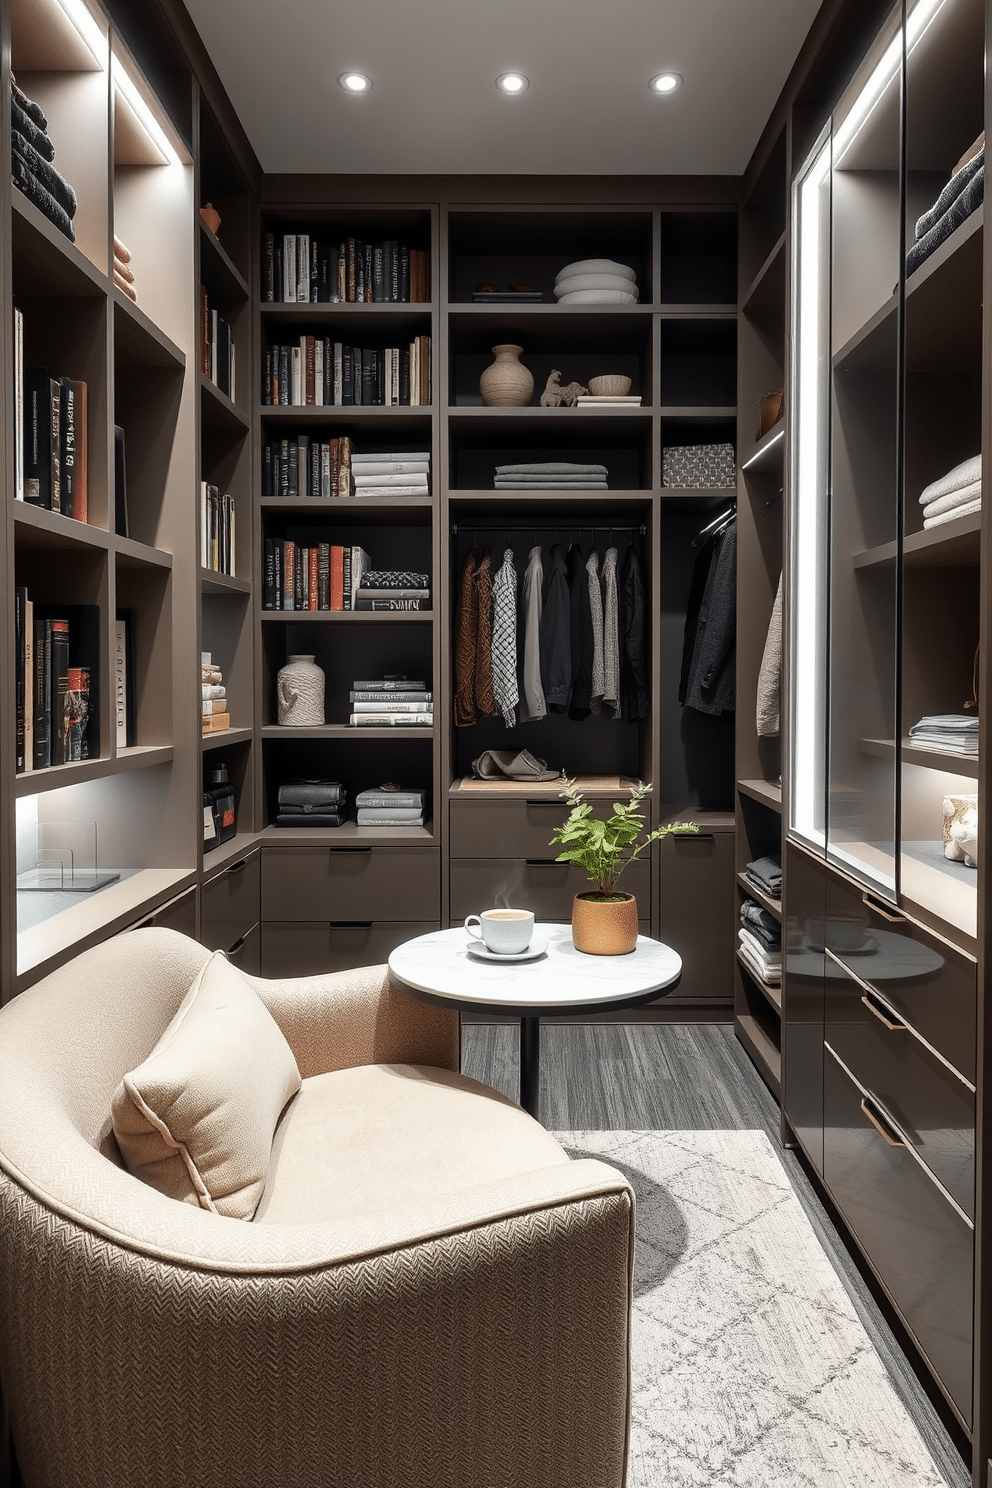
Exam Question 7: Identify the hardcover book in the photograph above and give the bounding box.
[60,377,87,522]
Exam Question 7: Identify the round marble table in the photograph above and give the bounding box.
[387,924,683,1120]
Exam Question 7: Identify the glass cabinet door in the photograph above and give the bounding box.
[825,2,904,898]
[899,0,983,939]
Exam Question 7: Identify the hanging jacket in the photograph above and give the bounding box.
[685,520,737,716]
[490,547,519,727]
[519,546,547,722]
[601,547,620,716]
[619,546,650,723]
[540,543,572,714]
[587,550,605,714]
[567,544,594,721]
[454,547,479,726]
[679,538,716,705]
[474,547,496,716]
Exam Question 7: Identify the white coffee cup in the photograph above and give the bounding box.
[465,908,535,954]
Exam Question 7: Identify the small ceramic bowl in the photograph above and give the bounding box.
[588,374,632,396]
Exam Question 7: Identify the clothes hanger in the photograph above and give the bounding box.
[691,502,736,547]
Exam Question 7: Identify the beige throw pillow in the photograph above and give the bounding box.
[111,951,301,1220]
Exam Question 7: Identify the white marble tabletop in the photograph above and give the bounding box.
[388,924,683,1012]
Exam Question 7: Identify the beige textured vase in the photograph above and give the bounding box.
[276,654,324,726]
[479,344,534,407]
[571,892,638,955]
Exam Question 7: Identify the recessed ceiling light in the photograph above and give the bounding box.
[650,72,683,95]
[338,72,372,94]
[496,72,529,95]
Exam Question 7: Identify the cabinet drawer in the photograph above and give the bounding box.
[449,796,650,860]
[201,849,260,953]
[260,921,439,977]
[825,875,976,1082]
[660,830,734,1002]
[826,957,974,1219]
[226,922,260,976]
[824,1042,973,1426]
[129,886,197,938]
[449,858,650,924]
[262,847,440,923]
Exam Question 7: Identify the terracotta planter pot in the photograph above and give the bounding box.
[571,892,638,955]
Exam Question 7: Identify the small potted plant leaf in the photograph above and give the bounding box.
[549,779,698,954]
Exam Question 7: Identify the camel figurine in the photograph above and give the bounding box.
[540,370,588,408]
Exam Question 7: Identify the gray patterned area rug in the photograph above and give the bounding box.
[559,1130,956,1488]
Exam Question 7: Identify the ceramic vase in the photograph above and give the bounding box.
[479,344,533,407]
[277,655,324,726]
[199,202,222,234]
[571,892,638,955]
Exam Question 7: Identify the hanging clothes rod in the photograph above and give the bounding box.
[451,522,646,536]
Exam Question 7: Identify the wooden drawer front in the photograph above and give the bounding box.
[824,1043,973,1426]
[449,797,650,860]
[659,830,734,1002]
[450,858,651,925]
[826,957,974,1219]
[262,847,440,923]
[201,850,260,953]
[826,873,976,1082]
[226,922,261,976]
[260,921,439,978]
[130,887,197,938]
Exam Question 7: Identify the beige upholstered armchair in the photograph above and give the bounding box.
[0,928,634,1488]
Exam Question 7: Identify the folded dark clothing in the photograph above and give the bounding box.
[12,82,48,132]
[744,855,782,897]
[11,154,75,241]
[11,97,55,163]
[740,899,781,950]
[13,129,76,219]
[916,145,984,239]
[907,165,984,275]
[274,812,345,828]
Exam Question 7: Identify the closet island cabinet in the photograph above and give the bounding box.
[782,0,987,1447]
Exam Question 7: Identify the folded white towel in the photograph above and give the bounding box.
[556,258,636,284]
[919,453,982,505]
[738,940,781,987]
[554,273,640,299]
[920,479,981,517]
[924,496,982,528]
[738,927,782,967]
[556,289,638,305]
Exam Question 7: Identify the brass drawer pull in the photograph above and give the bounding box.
[862,890,906,924]
[860,991,906,1033]
[860,1096,905,1148]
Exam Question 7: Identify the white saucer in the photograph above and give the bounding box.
[466,935,548,964]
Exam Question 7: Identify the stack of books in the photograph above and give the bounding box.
[355,785,428,827]
[14,590,99,770]
[263,337,430,407]
[262,435,353,499]
[198,287,235,400]
[262,233,430,304]
[354,569,430,612]
[263,542,371,611]
[202,652,230,735]
[17,341,88,519]
[575,393,642,408]
[200,483,236,574]
[349,679,433,728]
[352,450,430,499]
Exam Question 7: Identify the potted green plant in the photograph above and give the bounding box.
[549,779,698,954]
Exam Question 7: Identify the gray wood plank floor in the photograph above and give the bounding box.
[461,1019,971,1488]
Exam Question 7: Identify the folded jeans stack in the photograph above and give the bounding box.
[553,258,639,306]
[918,453,981,529]
[114,235,137,303]
[744,854,782,900]
[907,133,984,277]
[10,83,77,242]
[908,714,979,755]
[494,462,608,491]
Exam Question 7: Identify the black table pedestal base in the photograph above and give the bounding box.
[520,1016,541,1119]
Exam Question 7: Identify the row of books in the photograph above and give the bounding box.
[198,287,236,401]
[354,783,428,827]
[263,435,353,501]
[262,336,431,407]
[15,324,88,517]
[264,542,371,611]
[262,233,430,304]
[14,591,105,771]
[349,677,432,728]
[202,653,231,735]
[200,483,236,575]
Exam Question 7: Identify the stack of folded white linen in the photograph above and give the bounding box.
[553,259,639,305]
[737,907,782,987]
[494,461,608,490]
[919,453,982,529]
[908,714,979,754]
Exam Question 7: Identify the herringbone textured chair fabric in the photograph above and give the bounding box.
[0,929,634,1487]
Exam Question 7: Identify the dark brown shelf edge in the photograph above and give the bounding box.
[116,535,173,570]
[737,777,782,809]
[860,738,979,778]
[200,374,250,427]
[202,833,260,874]
[741,424,785,473]
[200,569,250,594]
[199,218,250,299]
[449,775,641,799]
[659,406,737,418]
[659,487,738,500]
[854,511,982,570]
[10,189,109,295]
[260,497,433,510]
[453,490,651,502]
[735,1012,782,1094]
[260,610,431,622]
[736,951,782,1014]
[13,502,111,550]
[448,406,655,419]
[448,303,655,315]
[112,286,186,370]
[202,728,254,750]
[904,201,983,300]
[736,871,783,919]
[257,822,435,844]
[260,726,434,740]
[259,301,432,315]
[742,230,786,313]
[259,404,432,418]
[14,747,173,797]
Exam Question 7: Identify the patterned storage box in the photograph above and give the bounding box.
[662,442,736,489]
